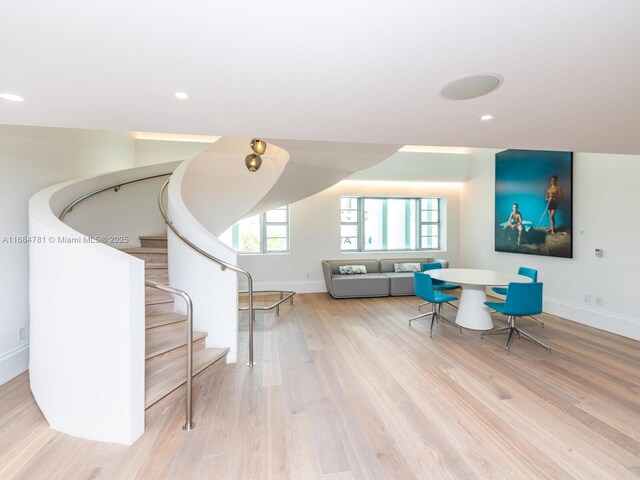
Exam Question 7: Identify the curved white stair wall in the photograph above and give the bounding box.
[179,136,290,235]
[166,138,290,363]
[29,162,178,445]
[244,139,402,216]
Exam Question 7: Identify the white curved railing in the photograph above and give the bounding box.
[28,162,177,445]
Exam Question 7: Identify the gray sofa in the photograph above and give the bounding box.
[322,258,449,299]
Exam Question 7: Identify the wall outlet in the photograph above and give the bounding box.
[18,327,26,341]
[595,296,603,306]
[305,272,310,279]
[584,293,591,303]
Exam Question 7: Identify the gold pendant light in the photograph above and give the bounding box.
[246,138,267,172]
[245,153,262,172]
[250,138,267,155]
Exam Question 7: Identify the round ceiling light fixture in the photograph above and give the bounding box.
[174,92,189,100]
[439,74,503,101]
[480,114,494,121]
[0,93,25,102]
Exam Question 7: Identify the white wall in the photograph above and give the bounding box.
[63,162,180,248]
[349,151,469,182]
[237,179,464,292]
[0,125,135,385]
[460,149,640,340]
[134,139,210,167]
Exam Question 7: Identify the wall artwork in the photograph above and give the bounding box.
[495,149,573,258]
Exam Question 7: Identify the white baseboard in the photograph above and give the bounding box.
[250,280,327,294]
[0,342,29,386]
[544,297,640,341]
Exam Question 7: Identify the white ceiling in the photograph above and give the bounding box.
[2,1,640,154]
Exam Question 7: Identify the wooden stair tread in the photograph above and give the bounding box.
[121,247,167,254]
[146,312,186,329]
[139,235,167,240]
[145,286,172,294]
[145,291,174,305]
[145,263,168,269]
[145,347,229,408]
[146,323,206,359]
[122,247,168,263]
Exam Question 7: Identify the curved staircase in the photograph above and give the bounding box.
[29,139,402,444]
[123,235,229,410]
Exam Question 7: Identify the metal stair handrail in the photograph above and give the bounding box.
[145,279,196,430]
[58,173,172,221]
[157,178,257,367]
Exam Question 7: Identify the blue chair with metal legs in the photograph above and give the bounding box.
[490,267,544,327]
[422,262,461,291]
[409,272,461,338]
[483,282,550,355]
[418,262,460,311]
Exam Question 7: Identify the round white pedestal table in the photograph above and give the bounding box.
[429,268,532,331]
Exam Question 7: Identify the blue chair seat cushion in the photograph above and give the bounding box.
[435,281,461,291]
[484,300,505,313]
[491,286,508,296]
[434,291,458,303]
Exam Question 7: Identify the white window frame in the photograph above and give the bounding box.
[340,196,441,252]
[225,206,289,254]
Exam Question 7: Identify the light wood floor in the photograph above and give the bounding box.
[2,293,640,479]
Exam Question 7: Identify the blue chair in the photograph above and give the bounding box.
[409,272,461,338]
[491,267,543,327]
[422,262,461,291]
[483,282,550,355]
[418,262,460,311]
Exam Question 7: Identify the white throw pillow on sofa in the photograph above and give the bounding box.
[394,262,421,273]
[338,265,368,275]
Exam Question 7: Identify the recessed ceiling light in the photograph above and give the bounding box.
[480,115,494,121]
[439,74,503,101]
[0,93,24,102]
[174,92,189,100]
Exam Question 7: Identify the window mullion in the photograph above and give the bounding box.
[358,198,364,252]
[381,199,388,250]
[416,199,421,250]
[405,200,411,248]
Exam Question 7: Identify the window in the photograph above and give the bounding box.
[219,206,289,254]
[340,197,359,251]
[420,198,440,249]
[340,197,441,251]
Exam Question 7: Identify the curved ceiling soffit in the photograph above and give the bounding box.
[177,137,290,235]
